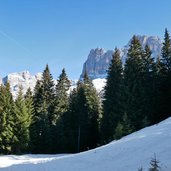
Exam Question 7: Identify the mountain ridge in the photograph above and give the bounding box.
[80,35,162,79]
[0,35,163,97]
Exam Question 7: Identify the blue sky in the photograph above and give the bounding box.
[0,0,171,79]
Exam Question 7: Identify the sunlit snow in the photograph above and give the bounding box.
[0,117,171,171]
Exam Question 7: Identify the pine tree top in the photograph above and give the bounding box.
[127,35,143,59]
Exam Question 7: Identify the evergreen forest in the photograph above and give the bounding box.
[0,29,171,154]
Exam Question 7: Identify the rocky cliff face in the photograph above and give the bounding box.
[80,48,113,79]
[80,35,162,79]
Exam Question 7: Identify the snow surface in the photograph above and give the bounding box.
[92,78,106,92]
[1,117,171,171]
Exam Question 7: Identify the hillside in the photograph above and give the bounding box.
[1,117,171,171]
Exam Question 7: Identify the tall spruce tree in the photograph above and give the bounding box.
[140,45,155,125]
[83,74,101,149]
[160,29,171,119]
[124,35,145,130]
[64,87,80,152]
[25,88,34,151]
[150,56,165,124]
[12,87,32,154]
[101,48,124,143]
[0,83,14,154]
[30,65,55,153]
[42,64,55,124]
[51,69,71,153]
[65,74,101,152]
[30,80,45,153]
[52,68,71,125]
[161,28,171,71]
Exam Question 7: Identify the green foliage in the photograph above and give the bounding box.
[161,28,171,71]
[52,68,71,125]
[0,83,14,154]
[114,113,132,140]
[51,68,71,153]
[160,29,171,119]
[30,65,55,153]
[12,87,32,154]
[124,36,148,130]
[1,29,171,154]
[83,74,101,149]
[101,48,124,143]
[65,74,101,152]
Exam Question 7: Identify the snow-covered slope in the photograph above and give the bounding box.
[1,117,171,171]
[92,78,106,92]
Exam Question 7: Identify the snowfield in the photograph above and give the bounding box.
[0,117,171,171]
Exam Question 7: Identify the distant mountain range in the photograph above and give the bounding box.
[0,35,162,98]
[0,71,42,99]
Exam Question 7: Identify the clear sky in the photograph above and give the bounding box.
[0,0,171,79]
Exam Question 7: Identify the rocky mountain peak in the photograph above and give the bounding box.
[81,35,162,79]
[89,48,105,59]
[2,71,42,99]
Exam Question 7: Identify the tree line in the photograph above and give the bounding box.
[0,29,171,154]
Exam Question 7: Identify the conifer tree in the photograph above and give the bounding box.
[114,113,132,140]
[150,56,165,124]
[124,35,145,130]
[0,83,14,154]
[149,155,161,171]
[25,88,34,150]
[12,87,32,154]
[140,45,155,125]
[25,88,34,122]
[64,87,80,152]
[65,74,101,152]
[30,80,46,153]
[51,69,71,153]
[52,68,71,125]
[83,74,101,149]
[101,48,124,143]
[160,29,171,119]
[30,65,55,153]
[161,28,171,71]
[41,64,55,123]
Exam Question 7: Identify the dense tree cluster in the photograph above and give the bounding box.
[0,65,101,154]
[101,29,171,143]
[0,29,171,154]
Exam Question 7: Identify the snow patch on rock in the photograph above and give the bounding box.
[2,71,42,99]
